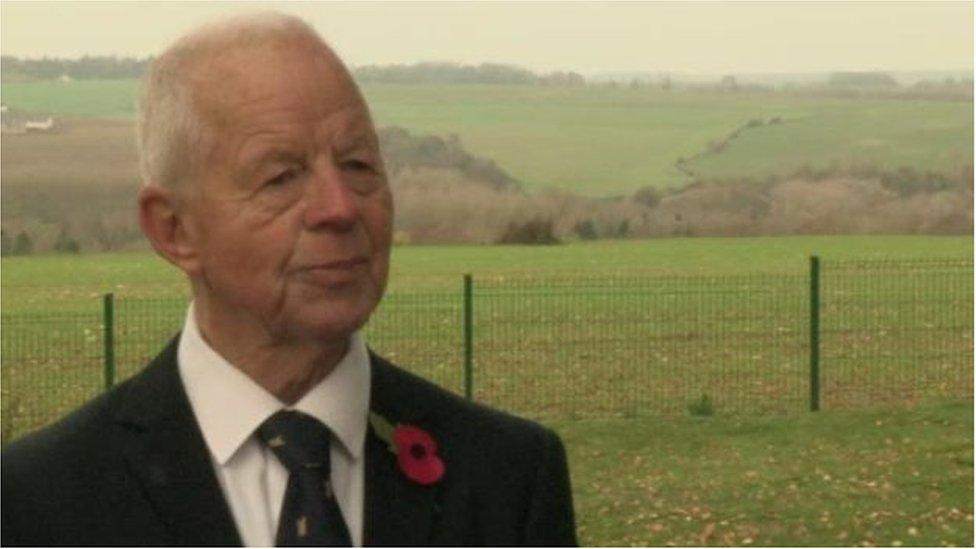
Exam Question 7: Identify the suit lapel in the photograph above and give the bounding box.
[363,354,441,546]
[113,336,242,547]
[111,340,450,546]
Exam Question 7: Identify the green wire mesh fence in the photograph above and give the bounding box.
[471,273,810,418]
[1,310,104,443]
[819,259,973,410]
[2,258,971,442]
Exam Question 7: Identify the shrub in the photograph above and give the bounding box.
[53,226,81,254]
[615,220,631,238]
[688,394,715,417]
[496,219,561,245]
[706,140,727,154]
[633,186,662,209]
[13,231,33,255]
[573,220,598,240]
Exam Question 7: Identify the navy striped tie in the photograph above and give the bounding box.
[257,410,352,547]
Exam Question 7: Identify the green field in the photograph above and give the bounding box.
[561,401,972,546]
[0,78,137,119]
[363,85,972,195]
[2,79,970,196]
[2,235,971,311]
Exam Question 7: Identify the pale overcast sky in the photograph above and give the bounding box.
[1,1,972,75]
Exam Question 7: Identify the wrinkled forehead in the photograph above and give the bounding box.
[188,38,367,133]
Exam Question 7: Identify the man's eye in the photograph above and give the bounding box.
[266,169,299,186]
[341,159,374,172]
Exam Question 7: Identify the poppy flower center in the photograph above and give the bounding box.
[409,443,427,459]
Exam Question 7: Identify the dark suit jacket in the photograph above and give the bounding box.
[1,336,577,546]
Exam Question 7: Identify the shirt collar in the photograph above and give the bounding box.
[177,303,371,466]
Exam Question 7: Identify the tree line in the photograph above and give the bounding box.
[2,55,586,86]
[1,55,151,80]
[354,62,585,86]
[4,55,968,100]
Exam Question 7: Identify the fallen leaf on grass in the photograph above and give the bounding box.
[699,523,716,545]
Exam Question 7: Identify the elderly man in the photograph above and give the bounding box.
[1,13,577,547]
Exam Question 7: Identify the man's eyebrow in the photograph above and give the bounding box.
[239,147,304,172]
[334,131,377,152]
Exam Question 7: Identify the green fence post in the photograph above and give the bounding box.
[809,256,821,412]
[463,274,473,401]
[103,293,116,391]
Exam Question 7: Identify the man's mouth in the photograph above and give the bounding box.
[295,257,369,283]
[307,257,368,270]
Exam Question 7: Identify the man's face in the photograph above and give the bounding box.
[181,42,393,344]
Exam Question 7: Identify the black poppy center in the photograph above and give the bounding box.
[409,443,427,459]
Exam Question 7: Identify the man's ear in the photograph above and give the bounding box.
[137,184,202,276]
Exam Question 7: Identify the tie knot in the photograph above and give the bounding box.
[257,410,333,472]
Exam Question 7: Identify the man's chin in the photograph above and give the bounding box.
[289,305,374,344]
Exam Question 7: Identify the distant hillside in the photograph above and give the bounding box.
[2,116,971,255]
[378,127,520,192]
[0,78,971,197]
[0,119,529,253]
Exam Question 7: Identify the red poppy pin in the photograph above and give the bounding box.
[368,411,445,485]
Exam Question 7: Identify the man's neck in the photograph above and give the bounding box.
[192,302,349,405]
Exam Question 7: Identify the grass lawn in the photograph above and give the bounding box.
[2,235,971,311]
[558,400,973,546]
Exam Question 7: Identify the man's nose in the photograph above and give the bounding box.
[303,161,358,230]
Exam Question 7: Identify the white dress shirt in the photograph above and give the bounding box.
[177,304,370,547]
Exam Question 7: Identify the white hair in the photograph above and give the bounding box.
[136,12,332,188]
